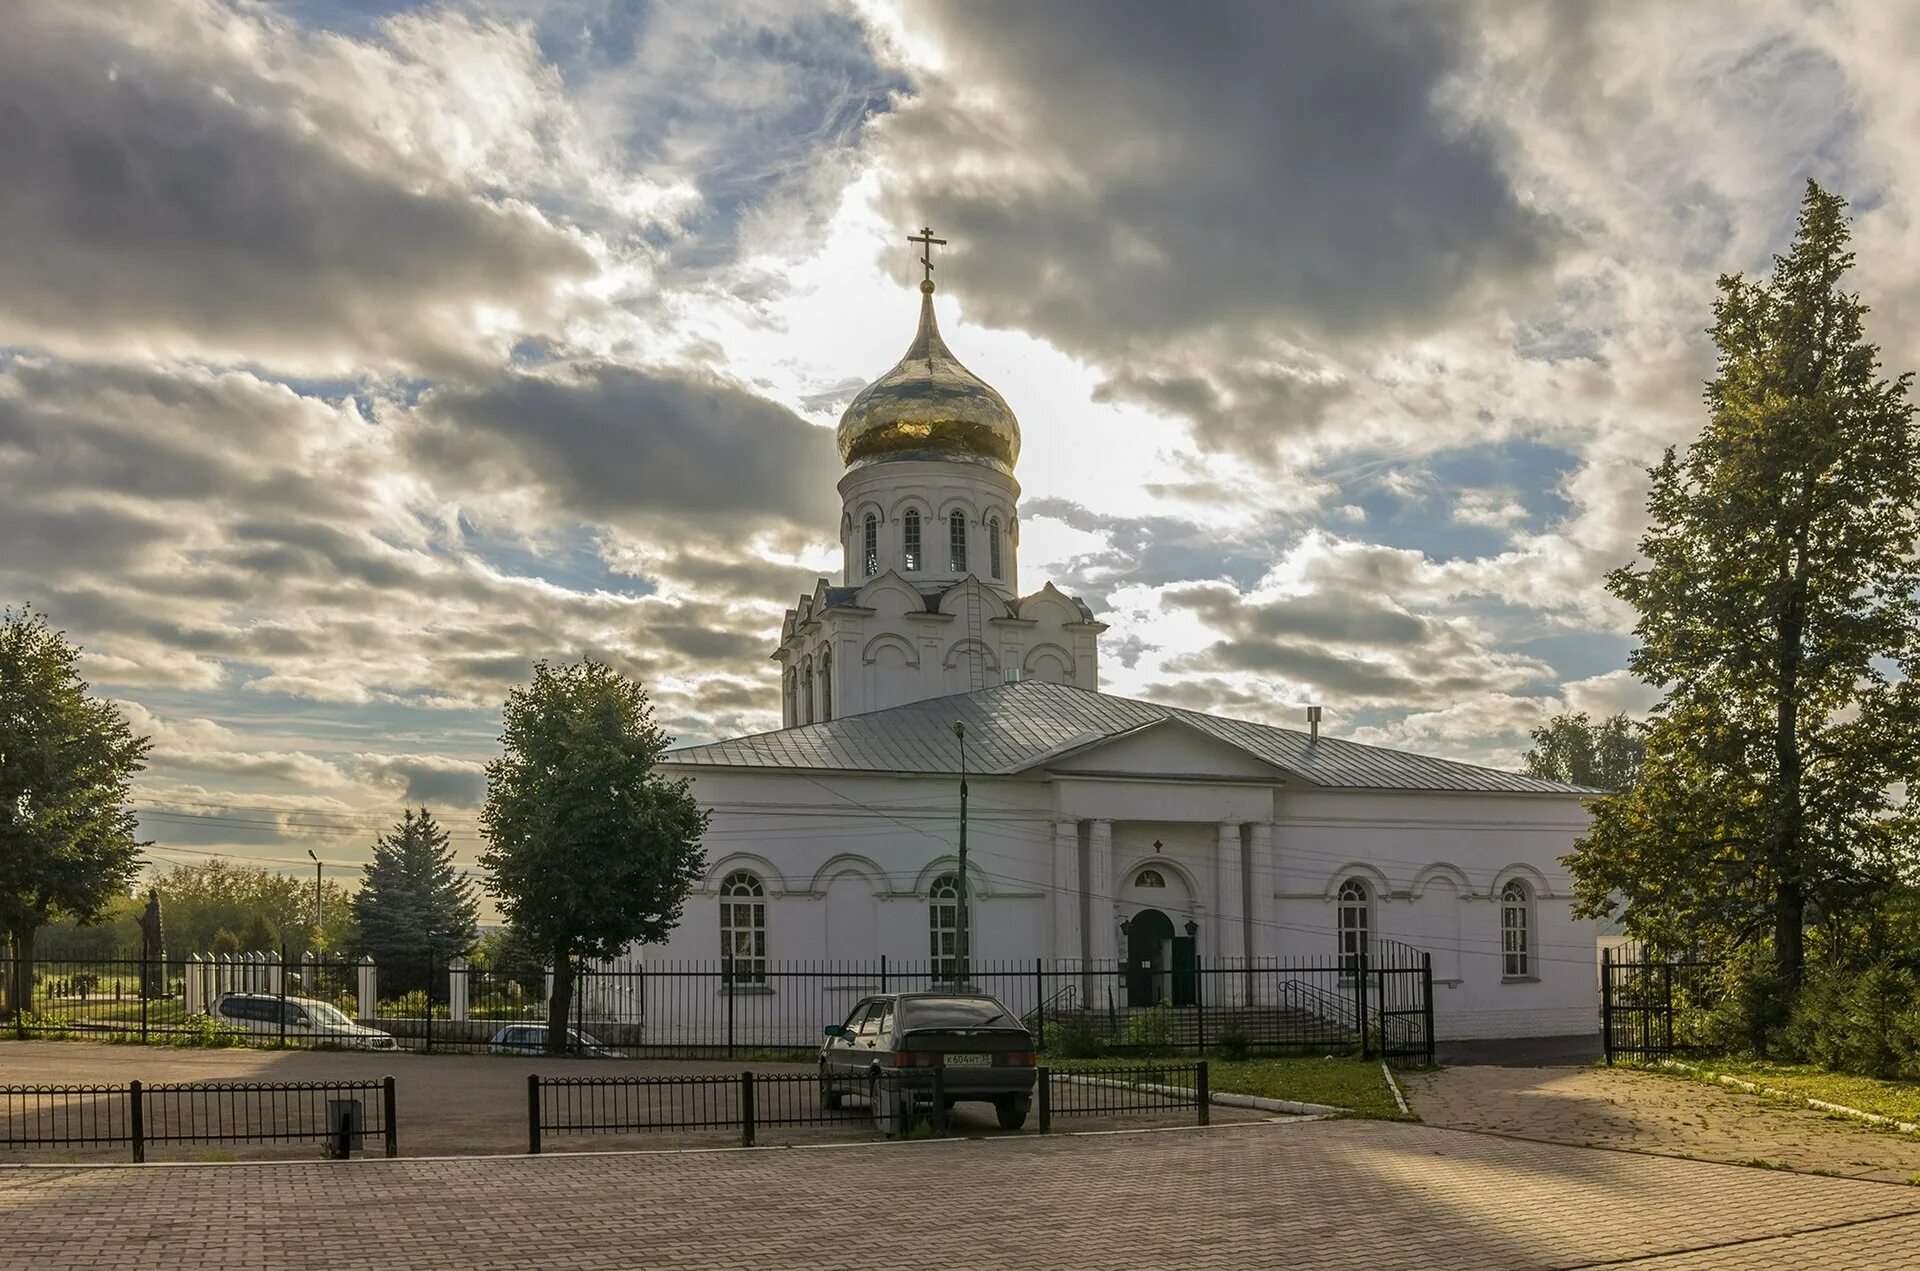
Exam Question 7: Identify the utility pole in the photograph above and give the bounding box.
[307,850,323,950]
[954,721,969,988]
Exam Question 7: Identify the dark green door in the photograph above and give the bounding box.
[1171,936,1197,1007]
[1126,909,1175,1007]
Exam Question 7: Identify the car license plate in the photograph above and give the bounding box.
[943,1053,990,1067]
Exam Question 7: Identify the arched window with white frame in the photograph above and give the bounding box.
[1337,877,1371,977]
[929,872,965,983]
[783,668,796,725]
[818,651,832,722]
[720,872,767,985]
[863,513,879,576]
[988,517,1003,579]
[903,510,922,572]
[949,510,968,572]
[800,662,814,725]
[1501,879,1532,978]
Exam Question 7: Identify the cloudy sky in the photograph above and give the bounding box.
[5,0,1917,882]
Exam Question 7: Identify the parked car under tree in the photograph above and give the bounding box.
[208,992,397,1049]
[819,992,1037,1129]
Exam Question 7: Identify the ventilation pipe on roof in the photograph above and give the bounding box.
[1306,705,1322,741]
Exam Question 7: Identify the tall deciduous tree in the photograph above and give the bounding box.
[1567,183,1920,984]
[480,660,707,1053]
[350,808,478,994]
[0,607,150,1018]
[1524,712,1645,792]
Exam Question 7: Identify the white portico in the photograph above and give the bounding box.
[645,235,1600,1042]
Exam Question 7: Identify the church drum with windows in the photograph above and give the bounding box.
[642,238,1599,1044]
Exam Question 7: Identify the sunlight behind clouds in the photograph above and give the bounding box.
[2,0,1913,876]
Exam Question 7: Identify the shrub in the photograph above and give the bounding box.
[1835,962,1920,1080]
[379,989,432,1019]
[1042,1011,1105,1059]
[1215,1021,1251,1062]
[1124,1002,1175,1054]
[1702,944,1793,1058]
[166,1013,247,1049]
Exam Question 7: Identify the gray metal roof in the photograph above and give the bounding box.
[662,680,1595,796]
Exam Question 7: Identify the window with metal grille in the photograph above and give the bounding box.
[819,654,832,722]
[720,872,766,985]
[988,517,1002,578]
[903,511,921,571]
[1501,880,1531,977]
[949,510,967,572]
[929,872,964,982]
[800,662,813,725]
[1337,878,1370,977]
[863,514,878,576]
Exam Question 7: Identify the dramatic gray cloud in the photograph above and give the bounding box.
[873,1,1561,457]
[408,362,841,535]
[1,0,1912,883]
[0,3,597,374]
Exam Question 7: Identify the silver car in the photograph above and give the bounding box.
[488,1024,617,1057]
[819,992,1037,1129]
[208,992,396,1049]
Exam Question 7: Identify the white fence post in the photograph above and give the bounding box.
[357,955,378,1021]
[185,954,204,1015]
[449,956,469,1023]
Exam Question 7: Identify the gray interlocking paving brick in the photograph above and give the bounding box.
[5,1121,1920,1270]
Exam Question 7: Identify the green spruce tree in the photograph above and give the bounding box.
[351,808,479,995]
[1567,182,1920,985]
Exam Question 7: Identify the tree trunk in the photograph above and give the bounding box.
[5,925,35,1026]
[1772,526,1809,989]
[1774,877,1805,988]
[546,952,574,1055]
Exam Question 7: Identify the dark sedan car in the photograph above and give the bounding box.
[819,992,1037,1129]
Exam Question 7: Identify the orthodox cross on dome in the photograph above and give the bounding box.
[908,225,947,285]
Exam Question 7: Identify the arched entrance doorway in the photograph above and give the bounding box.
[1124,909,1197,1008]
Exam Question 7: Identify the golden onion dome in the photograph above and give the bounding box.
[836,280,1021,473]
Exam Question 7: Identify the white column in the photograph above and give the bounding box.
[1051,819,1083,963]
[185,954,204,1015]
[1247,822,1277,961]
[1087,819,1116,967]
[356,955,378,1021]
[1216,823,1246,958]
[449,956,470,1023]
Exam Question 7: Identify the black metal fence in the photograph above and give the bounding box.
[10,941,1432,1063]
[527,1062,1212,1150]
[1040,1063,1209,1134]
[0,1078,397,1161]
[1601,948,1721,1064]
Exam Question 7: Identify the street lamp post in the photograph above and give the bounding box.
[306,850,323,950]
[954,721,969,988]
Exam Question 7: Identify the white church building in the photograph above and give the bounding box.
[647,248,1599,1043]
